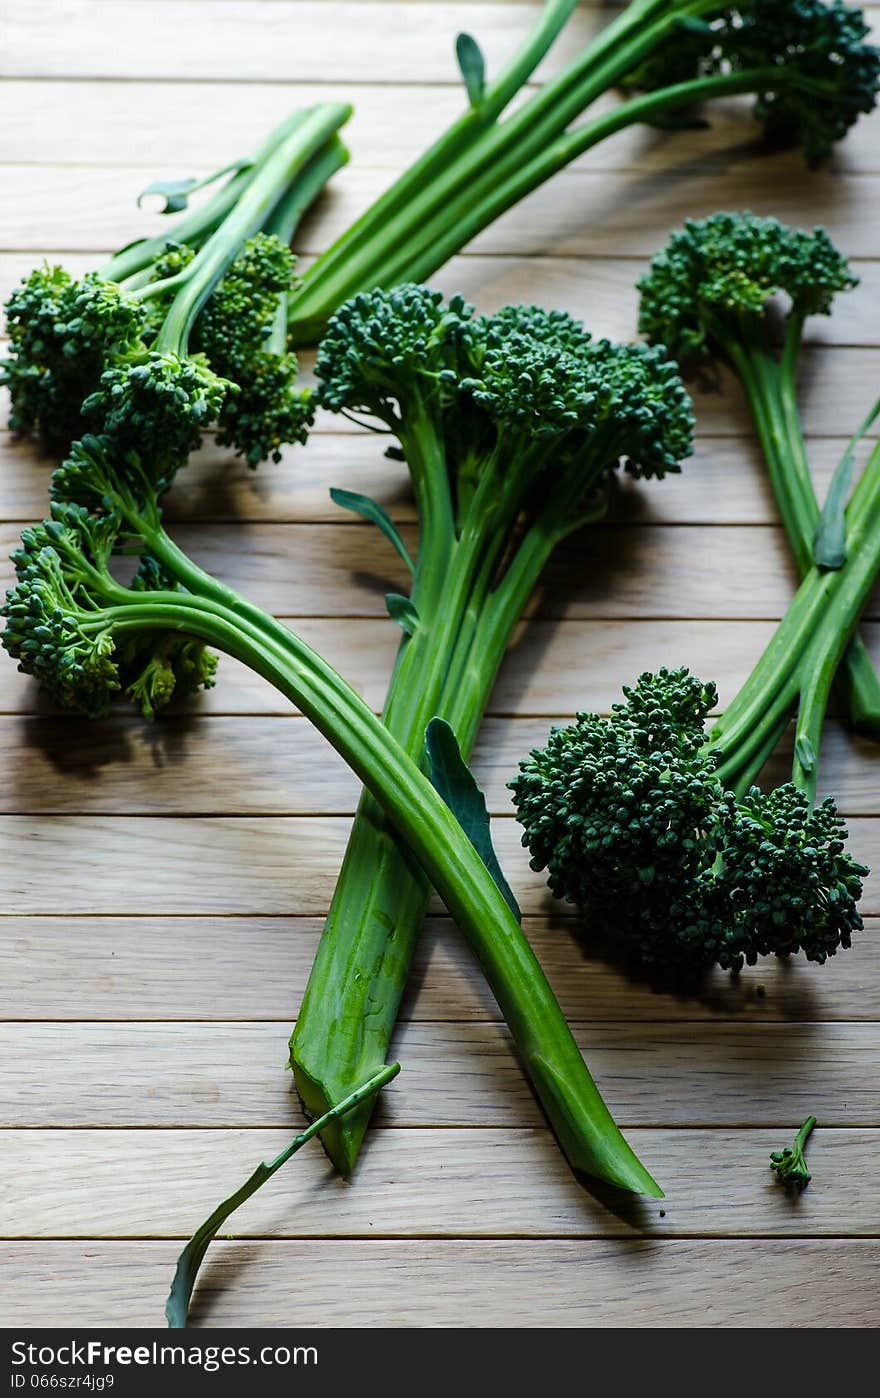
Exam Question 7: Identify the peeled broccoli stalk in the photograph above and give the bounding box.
[770,1114,816,1188]
[1,105,351,466]
[511,432,880,974]
[2,434,663,1200]
[638,211,880,736]
[286,0,879,345]
[288,287,694,1171]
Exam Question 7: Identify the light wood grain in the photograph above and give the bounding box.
[0,519,821,619]
[1,414,875,529]
[4,914,878,1023]
[2,1238,878,1328]
[4,162,880,260]
[1,813,879,914]
[2,1020,876,1127]
[3,1127,878,1239]
[4,78,879,174]
[1,715,878,814]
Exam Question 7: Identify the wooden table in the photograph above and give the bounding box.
[1,0,879,1328]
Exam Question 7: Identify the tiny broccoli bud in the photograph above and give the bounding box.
[770,1114,817,1189]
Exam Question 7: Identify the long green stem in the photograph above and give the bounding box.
[140,103,351,355]
[98,110,315,286]
[110,539,660,1197]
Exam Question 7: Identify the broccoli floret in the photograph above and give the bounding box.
[770,1114,817,1188]
[511,668,867,974]
[629,0,880,165]
[637,211,856,363]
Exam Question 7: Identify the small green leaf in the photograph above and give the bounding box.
[166,1063,400,1329]
[795,735,816,774]
[137,178,200,215]
[330,487,415,574]
[814,395,880,569]
[386,593,419,635]
[426,717,520,919]
[456,32,486,108]
[137,158,252,215]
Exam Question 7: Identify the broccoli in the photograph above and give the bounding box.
[638,211,880,735]
[510,408,880,973]
[3,425,664,1205]
[286,0,879,345]
[770,1115,817,1188]
[289,285,693,1173]
[1,105,351,468]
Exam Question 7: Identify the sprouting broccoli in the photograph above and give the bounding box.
[638,211,880,735]
[1,105,351,468]
[289,285,693,1174]
[511,399,880,974]
[770,1115,817,1188]
[4,421,666,1208]
[286,0,880,346]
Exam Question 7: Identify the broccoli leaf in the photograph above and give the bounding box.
[456,32,486,109]
[137,158,252,215]
[814,396,880,569]
[426,717,520,919]
[386,593,419,635]
[166,1062,400,1329]
[330,486,415,574]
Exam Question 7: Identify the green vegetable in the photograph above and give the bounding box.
[2,429,663,1200]
[289,285,693,1173]
[511,429,880,973]
[286,0,880,346]
[638,211,880,735]
[166,1062,401,1329]
[1,105,351,466]
[770,1115,817,1188]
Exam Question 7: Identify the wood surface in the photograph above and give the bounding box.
[1,0,878,1330]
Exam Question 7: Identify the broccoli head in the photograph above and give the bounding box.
[770,1114,817,1188]
[510,667,866,973]
[637,211,857,363]
[628,0,880,166]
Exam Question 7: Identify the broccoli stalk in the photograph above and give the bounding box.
[286,0,880,346]
[287,286,693,1170]
[511,425,880,973]
[2,104,351,465]
[638,211,880,735]
[2,431,663,1200]
[770,1114,817,1188]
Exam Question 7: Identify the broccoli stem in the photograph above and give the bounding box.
[710,435,880,794]
[137,104,351,357]
[98,108,318,286]
[289,436,605,1171]
[76,563,662,1198]
[720,319,880,735]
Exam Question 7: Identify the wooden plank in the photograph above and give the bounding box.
[3,163,880,260]
[3,1126,878,1239]
[1,1238,878,1328]
[0,519,843,621]
[4,79,880,176]
[7,617,880,718]
[3,250,878,348]
[1,715,878,815]
[1,812,878,915]
[3,913,878,1023]
[0,4,661,82]
[1,1020,877,1128]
